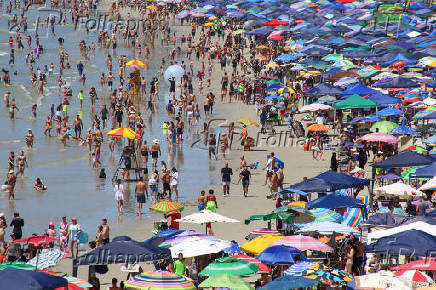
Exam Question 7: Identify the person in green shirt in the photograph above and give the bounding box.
[173,253,187,276]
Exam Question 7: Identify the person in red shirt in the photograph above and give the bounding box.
[166,211,181,230]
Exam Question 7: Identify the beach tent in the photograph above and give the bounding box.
[306,194,367,218]
[366,229,436,257]
[334,94,377,109]
[304,83,342,96]
[290,170,370,193]
[367,92,402,107]
[367,221,436,244]
[340,82,379,96]
[410,162,436,178]
[373,151,434,169]
[364,213,410,227]
[373,77,420,88]
[77,237,171,265]
[0,268,68,290]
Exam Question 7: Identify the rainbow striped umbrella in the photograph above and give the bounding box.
[150,201,184,214]
[64,276,93,288]
[107,128,137,139]
[176,10,189,19]
[159,234,220,248]
[125,271,195,290]
[310,208,342,223]
[126,59,147,68]
[341,195,369,228]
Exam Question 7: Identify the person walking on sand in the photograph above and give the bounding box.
[135,177,147,215]
[151,139,161,168]
[197,190,206,211]
[221,162,233,196]
[219,133,228,159]
[236,166,251,197]
[68,217,81,259]
[114,179,125,213]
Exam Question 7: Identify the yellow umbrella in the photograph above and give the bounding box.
[107,128,137,139]
[126,59,147,67]
[301,71,321,78]
[278,87,295,94]
[208,16,218,20]
[265,62,279,68]
[238,119,259,127]
[146,5,157,10]
[256,45,268,49]
[240,234,283,255]
[204,22,215,27]
[283,46,291,51]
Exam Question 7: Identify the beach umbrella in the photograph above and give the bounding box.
[297,221,359,235]
[406,145,427,152]
[292,263,354,286]
[265,83,284,90]
[232,29,246,35]
[420,57,436,68]
[238,118,259,127]
[146,5,157,10]
[268,34,284,41]
[391,258,436,271]
[12,236,57,245]
[284,261,314,275]
[259,275,319,289]
[395,270,435,285]
[277,87,294,94]
[222,241,243,254]
[263,18,288,27]
[199,257,260,277]
[0,268,68,290]
[257,245,307,265]
[392,126,420,136]
[241,234,283,255]
[374,182,424,198]
[164,65,184,84]
[245,228,280,240]
[126,59,147,68]
[150,200,184,214]
[361,132,399,143]
[158,232,218,248]
[176,10,189,19]
[27,248,66,270]
[266,79,280,84]
[232,254,270,273]
[176,210,238,224]
[107,128,137,139]
[63,276,93,289]
[0,262,36,271]
[204,22,214,27]
[199,274,254,289]
[265,62,279,68]
[309,208,342,223]
[370,121,399,134]
[124,270,195,290]
[353,271,413,290]
[167,237,229,258]
[270,235,333,252]
[307,124,329,131]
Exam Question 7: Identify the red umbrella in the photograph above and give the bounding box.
[394,270,435,284]
[233,254,271,273]
[337,0,355,3]
[263,18,288,27]
[12,236,57,244]
[268,34,284,41]
[391,258,436,271]
[390,61,408,68]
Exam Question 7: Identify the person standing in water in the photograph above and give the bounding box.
[151,139,161,168]
[114,179,125,214]
[135,177,147,215]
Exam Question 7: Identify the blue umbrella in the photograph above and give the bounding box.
[265,95,279,101]
[375,107,404,117]
[284,261,315,275]
[257,245,308,265]
[265,83,284,91]
[259,275,319,289]
[222,241,243,254]
[0,268,68,290]
[391,126,420,136]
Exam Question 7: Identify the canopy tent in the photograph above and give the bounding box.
[334,94,377,109]
[366,229,436,257]
[77,238,171,265]
[367,221,436,244]
[340,82,379,96]
[367,92,402,107]
[373,77,420,88]
[306,194,367,219]
[304,83,342,96]
[373,151,434,168]
[410,161,436,178]
[290,170,369,193]
[375,107,404,117]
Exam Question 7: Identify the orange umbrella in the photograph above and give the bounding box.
[307,124,329,131]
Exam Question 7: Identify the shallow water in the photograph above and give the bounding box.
[0,4,219,237]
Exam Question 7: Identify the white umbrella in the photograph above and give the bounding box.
[299,103,333,112]
[164,65,185,85]
[419,176,436,191]
[367,221,436,244]
[176,210,239,234]
[297,221,358,235]
[374,182,425,198]
[354,271,413,290]
[168,237,230,258]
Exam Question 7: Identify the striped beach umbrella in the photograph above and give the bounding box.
[310,208,342,223]
[27,249,67,269]
[159,233,219,248]
[125,271,195,290]
[199,257,260,277]
[199,274,254,289]
[284,261,314,275]
[270,235,333,252]
[232,254,271,273]
[291,263,354,286]
[176,10,189,19]
[107,128,137,139]
[64,276,93,288]
[150,201,184,214]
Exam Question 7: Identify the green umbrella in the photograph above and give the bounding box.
[0,262,36,270]
[370,121,399,134]
[232,29,246,35]
[401,166,426,180]
[266,79,280,84]
[199,257,260,277]
[198,274,254,289]
[323,54,343,61]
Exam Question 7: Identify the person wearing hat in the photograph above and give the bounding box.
[68,217,82,259]
[151,139,161,168]
[25,128,34,149]
[46,222,56,239]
